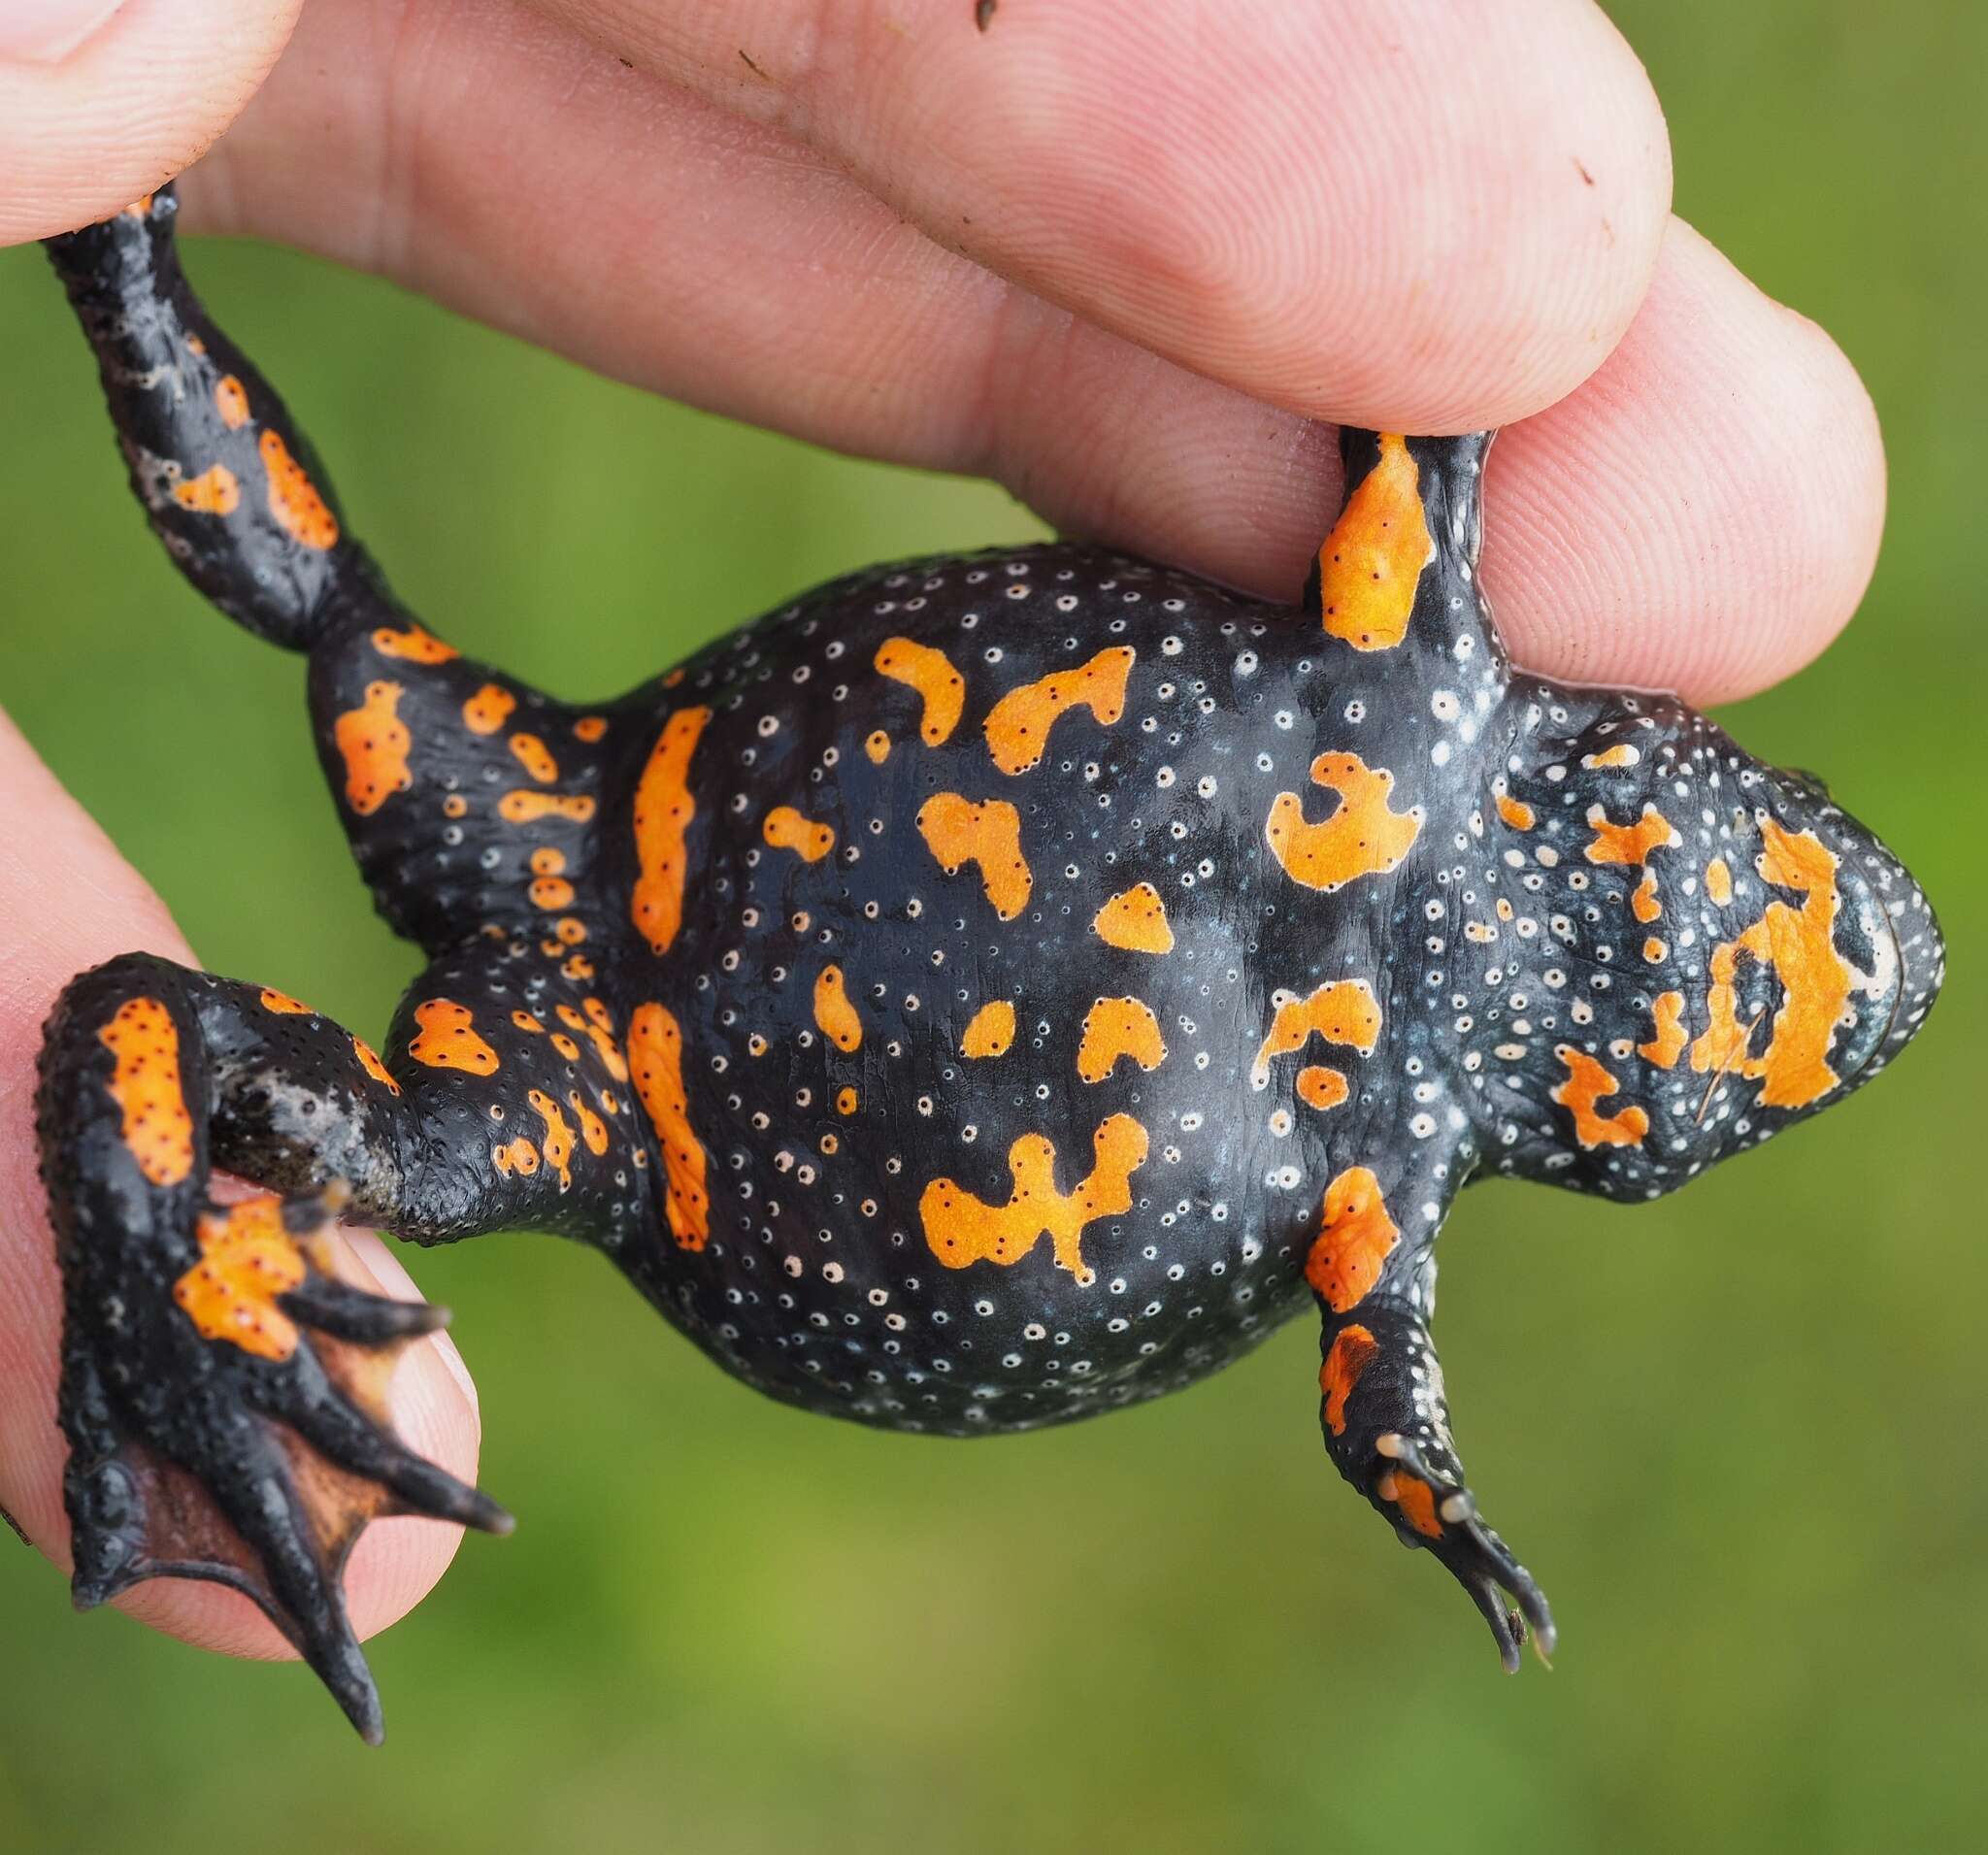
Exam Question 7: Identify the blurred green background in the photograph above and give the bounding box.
[2,3,1983,1849]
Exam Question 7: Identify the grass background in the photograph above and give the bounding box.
[2,2,1983,1847]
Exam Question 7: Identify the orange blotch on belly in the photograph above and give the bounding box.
[409,998,499,1076]
[1320,1324,1378,1437]
[98,997,195,1187]
[876,638,966,745]
[764,805,836,862]
[462,684,515,734]
[1251,981,1382,1089]
[813,965,863,1052]
[1317,433,1435,650]
[1639,992,1687,1070]
[173,1196,306,1361]
[509,733,558,783]
[334,679,413,816]
[836,1086,859,1115]
[258,429,338,548]
[864,730,891,765]
[1552,1047,1649,1148]
[1304,1166,1400,1312]
[961,1000,1015,1058]
[1632,870,1662,923]
[983,645,1136,775]
[629,1003,710,1248]
[1706,856,1734,906]
[915,793,1032,920]
[1092,881,1173,953]
[1378,1470,1444,1540]
[352,1036,401,1093]
[574,715,609,742]
[1582,744,1641,769]
[1296,1065,1349,1111]
[1584,802,1679,868]
[631,707,711,954]
[372,623,457,664]
[171,464,239,515]
[1690,820,1851,1110]
[214,375,250,429]
[920,1113,1147,1286]
[1077,996,1166,1083]
[1266,752,1421,892]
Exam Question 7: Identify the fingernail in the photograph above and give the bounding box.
[0,1,125,63]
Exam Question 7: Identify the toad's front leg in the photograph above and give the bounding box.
[1307,1168,1554,1670]
[36,954,514,1741]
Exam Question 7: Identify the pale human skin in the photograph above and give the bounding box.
[0,0,1884,1670]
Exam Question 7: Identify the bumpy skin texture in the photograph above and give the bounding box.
[36,188,1943,1736]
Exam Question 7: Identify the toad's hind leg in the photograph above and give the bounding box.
[37,954,514,1741]
[1308,1181,1554,1669]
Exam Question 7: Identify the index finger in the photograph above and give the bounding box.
[535,0,1673,430]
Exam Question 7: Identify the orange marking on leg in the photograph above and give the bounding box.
[1632,870,1662,923]
[1296,1065,1349,1111]
[334,679,412,815]
[1250,981,1382,1088]
[864,730,891,765]
[171,464,239,515]
[352,1036,401,1093]
[214,375,250,429]
[569,1090,611,1156]
[631,708,711,955]
[920,1113,1147,1286]
[1092,881,1173,952]
[1639,991,1687,1069]
[499,790,595,823]
[98,997,195,1187]
[1304,1167,1400,1312]
[1266,752,1421,892]
[173,1196,306,1361]
[983,645,1136,775]
[813,965,862,1052]
[580,999,630,1081]
[1582,744,1641,769]
[409,999,499,1076]
[1689,820,1851,1109]
[259,987,314,1016]
[1584,802,1679,868]
[1378,1470,1444,1540]
[961,999,1015,1058]
[1552,1047,1649,1148]
[1320,1324,1378,1437]
[530,877,576,911]
[258,429,338,548]
[836,1086,859,1115]
[764,805,836,862]
[1077,997,1166,1083]
[509,733,558,782]
[463,684,516,734]
[371,623,457,664]
[915,793,1032,919]
[512,1010,544,1034]
[1493,778,1535,832]
[629,1003,710,1248]
[574,715,609,742]
[1706,856,1734,906]
[526,1090,577,1190]
[1317,433,1434,649]
[493,1138,540,1177]
[551,1034,581,1062]
[876,638,966,745]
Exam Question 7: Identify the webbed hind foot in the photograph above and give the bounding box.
[61,1184,512,1740]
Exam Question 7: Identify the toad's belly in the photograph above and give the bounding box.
[612,545,1406,1431]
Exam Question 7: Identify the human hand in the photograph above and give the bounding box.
[1,0,1883,1672]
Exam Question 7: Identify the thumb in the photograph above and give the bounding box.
[0,1,301,245]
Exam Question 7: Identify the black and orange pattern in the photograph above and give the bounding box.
[33,186,1944,1732]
